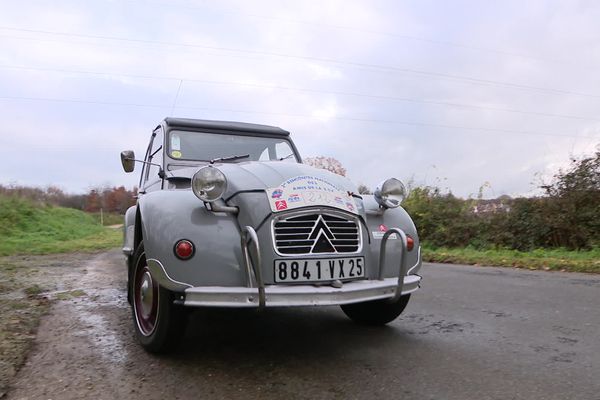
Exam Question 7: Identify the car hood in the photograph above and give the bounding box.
[168,161,358,195]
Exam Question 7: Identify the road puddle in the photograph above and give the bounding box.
[69,255,130,364]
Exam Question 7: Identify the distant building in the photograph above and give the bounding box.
[472,197,512,214]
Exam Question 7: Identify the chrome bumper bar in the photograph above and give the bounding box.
[183,275,421,307]
[148,225,421,308]
[183,225,420,308]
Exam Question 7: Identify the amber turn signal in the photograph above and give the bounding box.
[406,235,415,251]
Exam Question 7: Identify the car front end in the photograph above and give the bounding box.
[139,160,422,308]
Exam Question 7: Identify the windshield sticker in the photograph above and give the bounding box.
[171,150,182,159]
[171,134,181,151]
[267,175,357,214]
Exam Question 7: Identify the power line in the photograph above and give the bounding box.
[1,63,599,123]
[1,94,597,140]
[0,95,166,108]
[1,26,599,99]
[170,80,183,115]
[0,32,270,63]
[120,0,597,70]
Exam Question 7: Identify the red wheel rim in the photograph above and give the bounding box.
[134,258,159,336]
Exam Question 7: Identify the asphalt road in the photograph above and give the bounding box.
[7,250,600,400]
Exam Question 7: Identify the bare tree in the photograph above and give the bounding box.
[304,156,347,176]
[357,184,372,195]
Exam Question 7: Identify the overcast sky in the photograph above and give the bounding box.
[1,0,599,198]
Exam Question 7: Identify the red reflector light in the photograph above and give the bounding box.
[174,240,194,260]
[406,235,415,251]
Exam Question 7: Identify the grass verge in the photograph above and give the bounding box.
[0,195,121,256]
[88,212,124,227]
[422,245,600,273]
[3,227,122,256]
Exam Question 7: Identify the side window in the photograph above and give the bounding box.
[258,141,296,161]
[138,144,150,189]
[144,128,164,191]
[259,147,270,161]
[275,141,296,162]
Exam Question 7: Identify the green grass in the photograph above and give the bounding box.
[422,245,600,273]
[0,195,121,256]
[88,211,124,226]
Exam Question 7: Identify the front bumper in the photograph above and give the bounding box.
[148,226,421,308]
[182,275,421,307]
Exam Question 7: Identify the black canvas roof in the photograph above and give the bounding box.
[163,117,290,136]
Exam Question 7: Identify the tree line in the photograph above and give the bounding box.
[402,150,599,250]
[0,184,137,214]
[2,149,597,250]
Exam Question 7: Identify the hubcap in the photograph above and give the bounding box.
[139,271,154,318]
[134,261,159,336]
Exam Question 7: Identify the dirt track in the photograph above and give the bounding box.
[6,250,600,400]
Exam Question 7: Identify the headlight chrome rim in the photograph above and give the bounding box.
[374,178,407,209]
[191,166,227,202]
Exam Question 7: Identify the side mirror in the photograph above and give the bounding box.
[121,150,135,173]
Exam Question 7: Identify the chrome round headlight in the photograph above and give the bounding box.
[374,178,407,209]
[191,166,227,202]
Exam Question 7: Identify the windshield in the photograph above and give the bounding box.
[167,130,298,163]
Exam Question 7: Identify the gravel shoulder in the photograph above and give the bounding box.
[4,252,600,400]
[0,252,98,397]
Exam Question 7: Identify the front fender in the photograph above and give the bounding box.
[362,195,422,277]
[123,205,136,255]
[138,190,246,289]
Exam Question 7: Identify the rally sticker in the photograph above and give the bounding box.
[267,175,357,214]
[275,200,288,210]
[171,133,181,150]
[372,224,397,239]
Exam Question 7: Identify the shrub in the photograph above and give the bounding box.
[403,149,599,250]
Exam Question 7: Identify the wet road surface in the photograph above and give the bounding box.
[7,250,600,399]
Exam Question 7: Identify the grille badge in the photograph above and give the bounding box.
[308,216,334,240]
[312,232,335,253]
[309,216,336,253]
[273,212,361,255]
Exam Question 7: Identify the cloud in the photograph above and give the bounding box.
[305,63,343,80]
[0,0,599,197]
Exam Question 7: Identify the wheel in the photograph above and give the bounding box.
[131,241,187,353]
[126,255,133,305]
[341,294,411,326]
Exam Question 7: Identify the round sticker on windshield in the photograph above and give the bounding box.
[171,150,182,159]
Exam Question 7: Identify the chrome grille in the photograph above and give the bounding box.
[273,213,361,255]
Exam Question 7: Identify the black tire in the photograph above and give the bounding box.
[341,294,411,326]
[126,255,133,305]
[131,242,187,353]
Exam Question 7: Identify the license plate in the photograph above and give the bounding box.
[274,257,365,283]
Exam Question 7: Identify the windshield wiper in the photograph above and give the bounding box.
[278,153,295,161]
[209,154,250,164]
